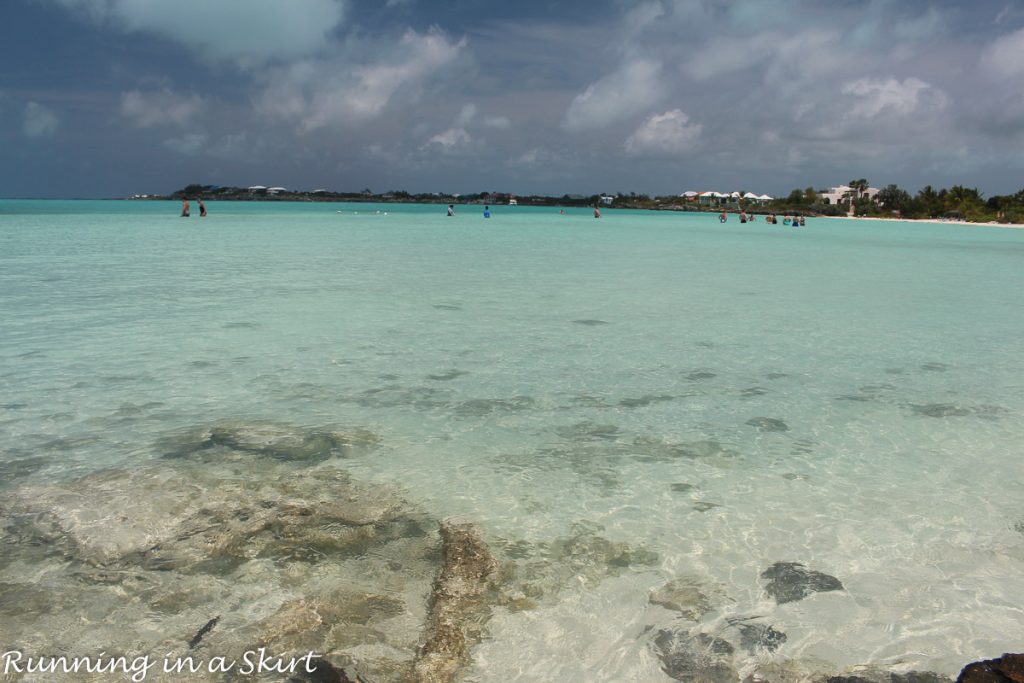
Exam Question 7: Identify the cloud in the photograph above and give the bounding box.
[161,132,208,155]
[841,77,947,119]
[456,103,477,126]
[511,146,560,168]
[682,34,774,80]
[562,59,664,132]
[452,103,509,130]
[258,28,465,130]
[424,127,472,149]
[23,102,60,138]
[483,115,511,129]
[684,28,843,82]
[623,1,666,37]
[625,109,701,156]
[981,25,1024,79]
[49,0,345,65]
[121,89,203,127]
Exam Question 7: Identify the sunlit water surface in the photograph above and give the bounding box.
[1,200,1022,680]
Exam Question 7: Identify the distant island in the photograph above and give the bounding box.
[144,181,1024,225]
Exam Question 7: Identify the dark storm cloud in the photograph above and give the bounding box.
[3,0,1024,197]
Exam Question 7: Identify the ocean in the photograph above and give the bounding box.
[1,200,1022,682]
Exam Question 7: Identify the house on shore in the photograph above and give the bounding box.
[688,190,773,207]
[818,184,880,205]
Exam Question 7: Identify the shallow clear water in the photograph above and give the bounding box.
[2,200,1023,680]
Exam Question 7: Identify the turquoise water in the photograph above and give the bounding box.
[2,200,1023,680]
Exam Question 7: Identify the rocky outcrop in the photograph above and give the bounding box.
[649,575,726,620]
[494,523,660,607]
[160,421,380,463]
[745,417,790,432]
[822,672,951,683]
[0,422,495,683]
[653,628,739,683]
[761,562,844,604]
[413,521,498,683]
[956,654,1024,683]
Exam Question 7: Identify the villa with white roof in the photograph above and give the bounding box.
[817,184,880,205]
[682,190,773,206]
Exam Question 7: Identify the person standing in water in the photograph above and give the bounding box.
[447,204,455,216]
[594,206,601,218]
[198,198,207,217]
[181,198,190,217]
[483,205,491,218]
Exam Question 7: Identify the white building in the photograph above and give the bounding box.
[818,184,880,205]
[688,190,772,206]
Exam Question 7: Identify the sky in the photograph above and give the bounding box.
[3,0,1024,198]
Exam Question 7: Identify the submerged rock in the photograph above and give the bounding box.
[354,386,453,410]
[823,671,952,683]
[414,520,498,683]
[426,369,469,381]
[161,421,380,462]
[761,562,843,604]
[746,417,790,432]
[649,575,725,620]
[288,656,369,682]
[732,621,787,654]
[911,404,972,418]
[0,435,497,683]
[686,371,718,381]
[495,523,659,602]
[453,396,536,416]
[0,455,49,486]
[632,437,741,463]
[555,421,621,441]
[956,653,1024,683]
[653,628,738,683]
[619,394,674,408]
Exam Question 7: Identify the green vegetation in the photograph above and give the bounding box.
[769,179,1024,224]
[161,180,1024,224]
[165,185,608,208]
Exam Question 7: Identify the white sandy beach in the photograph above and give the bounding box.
[831,214,1024,229]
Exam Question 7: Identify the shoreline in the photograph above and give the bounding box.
[6,195,1024,230]
[830,213,1024,230]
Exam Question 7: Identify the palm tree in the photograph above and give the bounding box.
[848,178,869,200]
